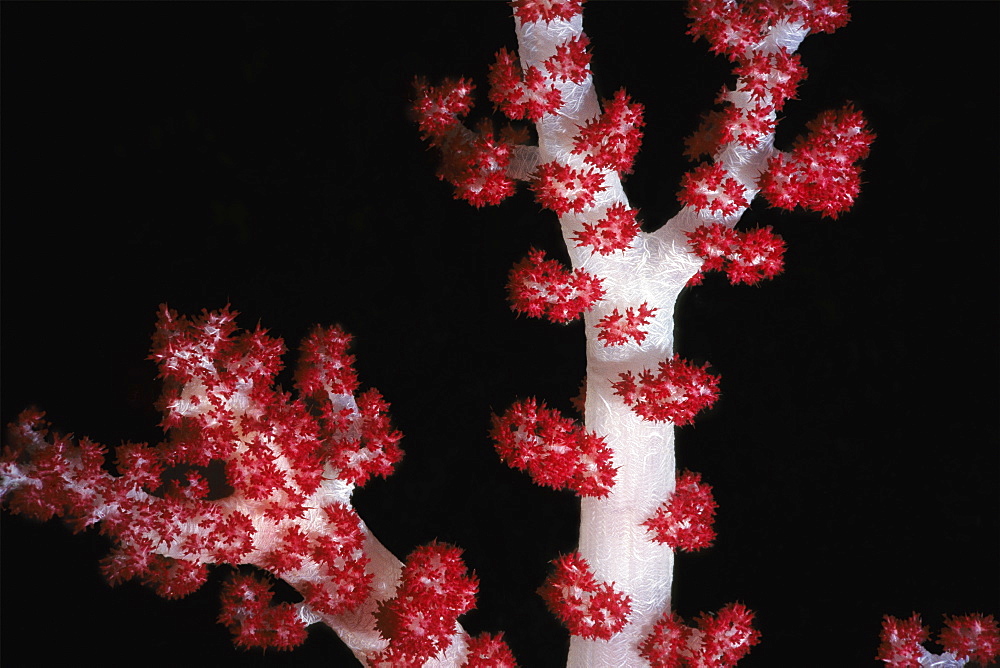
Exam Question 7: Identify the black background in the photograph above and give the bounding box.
[2,2,997,666]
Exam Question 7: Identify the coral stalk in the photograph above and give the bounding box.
[505,11,692,663]
[416,1,866,664]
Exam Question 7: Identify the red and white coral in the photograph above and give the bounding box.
[412,77,476,141]
[323,388,404,487]
[572,88,645,174]
[510,0,583,24]
[758,104,874,218]
[573,203,641,256]
[639,612,692,668]
[725,101,776,150]
[531,160,607,216]
[678,162,748,217]
[297,323,359,396]
[0,306,409,651]
[412,76,522,207]
[507,248,604,323]
[687,0,849,61]
[940,614,1000,665]
[491,398,615,497]
[545,35,591,84]
[640,603,760,668]
[686,222,785,286]
[538,552,632,640]
[373,542,479,665]
[878,613,1000,667]
[462,633,519,667]
[218,572,309,650]
[489,47,562,122]
[877,614,931,668]
[1,411,109,529]
[433,122,519,208]
[695,603,762,668]
[682,0,866,226]
[733,48,807,112]
[0,2,884,663]
[684,108,735,161]
[596,302,657,347]
[296,324,403,487]
[612,356,720,425]
[644,470,717,551]
[299,503,373,615]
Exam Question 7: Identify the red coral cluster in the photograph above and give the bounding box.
[573,203,641,255]
[677,162,748,217]
[0,306,409,650]
[878,613,1000,667]
[639,611,690,668]
[319,388,404,487]
[412,80,520,208]
[298,332,404,490]
[681,0,869,224]
[538,552,632,640]
[640,604,760,668]
[438,123,520,208]
[412,77,477,141]
[940,614,1000,665]
[531,160,607,216]
[507,248,604,323]
[373,542,479,666]
[685,222,785,286]
[733,48,806,111]
[759,104,874,218]
[545,35,591,84]
[491,398,615,497]
[218,572,308,650]
[685,105,773,160]
[489,47,563,122]
[643,470,717,551]
[596,302,657,346]
[733,102,777,150]
[681,0,871,220]
[297,503,373,615]
[462,633,519,668]
[510,0,584,24]
[415,0,600,214]
[684,109,730,162]
[0,411,110,530]
[572,88,645,174]
[296,324,404,487]
[296,324,358,395]
[687,0,849,60]
[877,614,931,667]
[612,356,720,425]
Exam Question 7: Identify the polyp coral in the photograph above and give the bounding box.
[4,0,935,666]
[0,306,495,664]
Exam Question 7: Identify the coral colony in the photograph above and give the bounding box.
[1,1,996,667]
